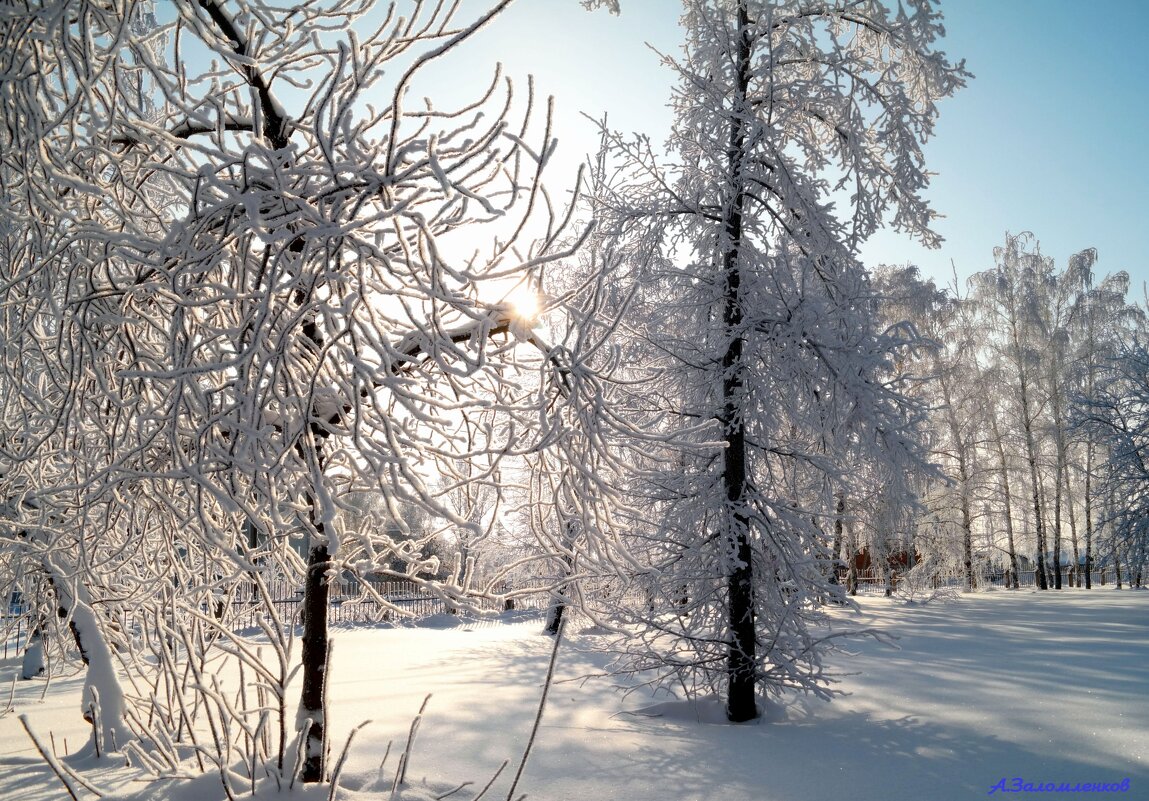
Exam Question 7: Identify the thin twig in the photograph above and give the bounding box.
[436,780,474,800]
[18,715,87,800]
[378,739,392,775]
[327,719,372,801]
[472,760,508,801]
[289,717,311,791]
[505,618,564,801]
[397,693,431,786]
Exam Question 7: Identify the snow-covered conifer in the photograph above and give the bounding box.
[591,0,967,721]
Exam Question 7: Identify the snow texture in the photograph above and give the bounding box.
[0,591,1145,801]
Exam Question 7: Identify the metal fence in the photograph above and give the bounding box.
[982,568,1128,590]
[224,580,552,631]
[846,567,1132,596]
[1,579,555,659]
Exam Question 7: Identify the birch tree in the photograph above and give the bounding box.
[1071,271,1142,587]
[872,266,989,590]
[1076,338,1149,587]
[971,234,1057,589]
[932,290,988,591]
[593,0,966,722]
[971,235,1141,590]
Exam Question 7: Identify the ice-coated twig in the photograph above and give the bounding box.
[18,714,93,800]
[470,760,508,801]
[327,719,372,801]
[505,616,564,801]
[396,693,431,786]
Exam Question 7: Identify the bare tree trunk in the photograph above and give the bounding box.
[990,417,1021,590]
[243,518,262,603]
[1084,446,1094,589]
[846,523,859,598]
[1114,538,1124,589]
[543,597,566,636]
[1008,294,1047,590]
[940,365,975,593]
[298,270,332,782]
[544,521,577,637]
[1023,413,1048,590]
[299,539,330,783]
[1052,475,1061,588]
[1065,464,1080,587]
[961,496,974,593]
[721,0,756,724]
[1052,457,1063,589]
[829,492,845,596]
[1050,358,1068,590]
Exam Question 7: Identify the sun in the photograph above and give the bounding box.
[505,284,541,324]
[476,279,543,333]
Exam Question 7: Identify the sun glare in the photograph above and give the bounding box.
[505,285,540,324]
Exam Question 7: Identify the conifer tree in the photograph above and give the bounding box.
[592,0,967,721]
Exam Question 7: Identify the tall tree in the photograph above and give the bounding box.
[987,404,1022,588]
[971,234,1057,589]
[873,266,989,591]
[1072,270,1141,588]
[1074,335,1149,588]
[972,235,1141,591]
[593,0,965,721]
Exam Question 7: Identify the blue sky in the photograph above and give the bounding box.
[858,0,1149,292]
[417,0,1148,293]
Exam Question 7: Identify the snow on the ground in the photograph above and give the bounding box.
[1,589,1146,800]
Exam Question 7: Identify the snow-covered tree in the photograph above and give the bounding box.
[1075,337,1149,586]
[1,0,600,782]
[970,234,1142,590]
[970,234,1060,589]
[873,272,992,588]
[1069,271,1143,587]
[592,0,966,721]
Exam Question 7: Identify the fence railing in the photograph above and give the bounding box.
[845,567,1130,595]
[8,564,1137,656]
[1,579,555,659]
[224,580,553,631]
[982,568,1126,589]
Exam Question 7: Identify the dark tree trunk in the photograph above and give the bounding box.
[722,0,756,725]
[244,518,262,603]
[299,541,330,783]
[291,203,335,782]
[961,503,975,593]
[1052,455,1063,590]
[1051,370,1067,590]
[544,598,565,637]
[545,531,575,637]
[1008,307,1047,590]
[1114,540,1123,589]
[1024,418,1048,591]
